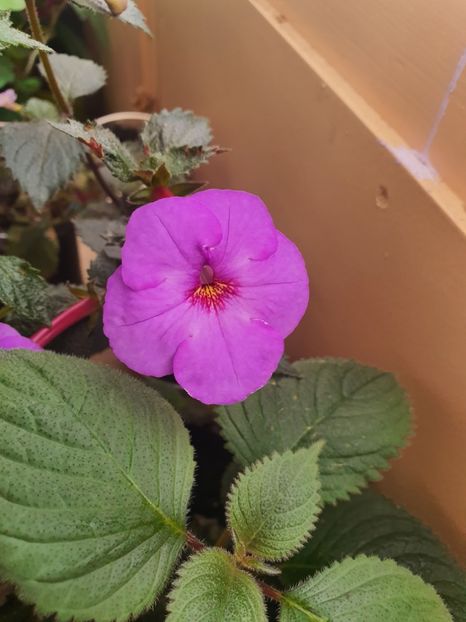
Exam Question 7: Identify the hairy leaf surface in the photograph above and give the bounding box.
[0,255,49,324]
[227,445,322,562]
[167,548,266,621]
[0,351,195,622]
[282,491,466,621]
[218,358,411,503]
[0,121,82,208]
[40,54,106,101]
[70,0,150,34]
[0,12,52,51]
[280,556,453,622]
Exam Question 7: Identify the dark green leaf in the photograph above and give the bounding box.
[0,121,83,208]
[0,255,49,324]
[39,54,106,101]
[0,351,195,622]
[0,12,52,52]
[6,224,59,279]
[217,358,412,504]
[0,56,14,88]
[281,491,466,621]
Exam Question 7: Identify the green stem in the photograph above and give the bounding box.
[24,0,71,116]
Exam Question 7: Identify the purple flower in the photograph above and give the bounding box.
[0,323,42,351]
[103,190,308,404]
[0,89,19,111]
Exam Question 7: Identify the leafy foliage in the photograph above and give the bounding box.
[279,556,453,621]
[0,121,83,208]
[6,223,59,279]
[167,548,266,622]
[0,351,195,622]
[23,98,60,121]
[51,119,138,182]
[70,0,151,34]
[40,54,107,102]
[0,12,52,52]
[227,445,322,562]
[0,255,49,324]
[141,108,222,178]
[281,490,466,621]
[217,358,411,503]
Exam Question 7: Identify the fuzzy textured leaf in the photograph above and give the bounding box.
[279,556,452,621]
[40,54,106,101]
[217,358,411,503]
[0,12,52,51]
[167,548,266,622]
[70,0,150,34]
[227,445,322,562]
[281,490,466,621]
[51,119,138,182]
[0,351,195,622]
[23,98,59,121]
[0,255,49,324]
[141,108,219,178]
[0,121,82,208]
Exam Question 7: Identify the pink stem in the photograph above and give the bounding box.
[31,298,99,347]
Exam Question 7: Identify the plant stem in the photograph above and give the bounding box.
[24,0,71,116]
[24,0,121,209]
[31,297,98,347]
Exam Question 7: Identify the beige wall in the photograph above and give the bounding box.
[107,0,466,561]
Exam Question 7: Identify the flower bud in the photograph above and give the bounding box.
[104,0,128,16]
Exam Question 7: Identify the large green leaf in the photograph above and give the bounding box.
[0,12,52,52]
[70,0,151,34]
[280,556,453,622]
[227,445,322,562]
[0,255,49,324]
[217,358,411,503]
[40,54,106,102]
[281,490,466,621]
[0,121,83,208]
[167,548,266,621]
[0,351,195,622]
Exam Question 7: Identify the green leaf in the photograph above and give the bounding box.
[74,216,125,254]
[39,54,106,101]
[279,556,453,622]
[0,255,49,324]
[0,0,25,10]
[141,108,221,178]
[0,121,83,208]
[281,490,466,621]
[6,224,59,279]
[23,98,59,121]
[227,445,322,562]
[51,119,138,182]
[0,56,14,88]
[217,358,411,504]
[0,12,52,52]
[167,548,266,622]
[0,351,195,622]
[70,0,151,34]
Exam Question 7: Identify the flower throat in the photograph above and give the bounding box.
[190,264,235,310]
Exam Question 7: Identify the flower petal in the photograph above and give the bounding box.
[173,303,284,404]
[236,232,309,336]
[0,323,41,351]
[195,189,278,273]
[103,268,192,376]
[121,195,222,290]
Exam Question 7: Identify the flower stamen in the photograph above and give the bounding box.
[191,280,235,310]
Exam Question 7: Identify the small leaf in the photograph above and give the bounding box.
[23,98,60,121]
[0,255,49,324]
[0,351,195,622]
[167,548,266,622]
[51,119,138,182]
[217,358,411,504]
[281,490,466,621]
[141,108,221,178]
[0,12,52,52]
[0,0,25,10]
[74,216,125,254]
[39,54,106,102]
[279,556,453,622]
[70,0,151,34]
[0,121,83,208]
[227,444,322,562]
